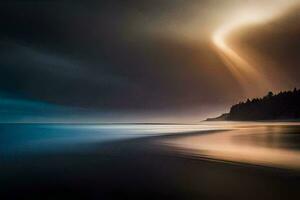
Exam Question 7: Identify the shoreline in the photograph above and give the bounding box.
[2,127,300,199]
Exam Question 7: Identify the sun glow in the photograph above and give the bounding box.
[212,3,297,95]
[212,11,268,49]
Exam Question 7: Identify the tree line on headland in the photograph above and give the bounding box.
[207,88,300,121]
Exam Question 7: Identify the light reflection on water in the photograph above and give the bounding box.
[2,122,300,170]
[159,122,300,170]
[0,123,221,155]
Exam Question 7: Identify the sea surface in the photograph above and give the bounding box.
[1,122,300,170]
[0,123,219,155]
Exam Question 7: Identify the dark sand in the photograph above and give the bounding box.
[1,131,300,200]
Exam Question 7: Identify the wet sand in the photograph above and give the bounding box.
[1,127,300,200]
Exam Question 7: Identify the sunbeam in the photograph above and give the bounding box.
[212,2,296,95]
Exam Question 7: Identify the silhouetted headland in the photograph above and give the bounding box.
[207,88,300,121]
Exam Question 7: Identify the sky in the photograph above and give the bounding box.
[0,0,300,122]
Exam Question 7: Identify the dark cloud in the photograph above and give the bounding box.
[0,41,132,107]
[0,0,299,117]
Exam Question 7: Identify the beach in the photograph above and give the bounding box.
[1,122,300,199]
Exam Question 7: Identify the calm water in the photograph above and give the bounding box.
[0,123,219,155]
[159,122,300,170]
[1,122,300,170]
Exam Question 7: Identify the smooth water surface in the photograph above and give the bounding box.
[0,123,222,155]
[2,122,300,170]
[159,122,300,170]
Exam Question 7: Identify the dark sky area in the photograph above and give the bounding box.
[0,0,299,121]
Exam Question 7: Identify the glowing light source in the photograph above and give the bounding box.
[212,11,275,95]
[213,11,267,49]
[211,3,297,95]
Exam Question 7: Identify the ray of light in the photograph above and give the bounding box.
[212,2,297,95]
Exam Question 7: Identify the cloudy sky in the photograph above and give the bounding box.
[0,0,300,121]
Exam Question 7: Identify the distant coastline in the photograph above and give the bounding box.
[207,88,300,121]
